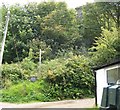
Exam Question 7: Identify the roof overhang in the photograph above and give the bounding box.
[93,59,120,71]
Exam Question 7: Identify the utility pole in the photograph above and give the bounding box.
[39,49,45,66]
[38,49,45,77]
[38,49,42,77]
[0,8,10,71]
[39,49,42,66]
[0,9,10,66]
[0,8,10,88]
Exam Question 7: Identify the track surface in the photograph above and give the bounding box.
[0,98,95,109]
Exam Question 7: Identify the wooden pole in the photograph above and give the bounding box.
[39,49,41,66]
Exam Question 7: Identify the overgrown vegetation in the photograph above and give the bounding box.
[1,54,94,102]
[0,1,119,103]
[44,55,94,100]
[1,80,48,103]
[90,27,119,66]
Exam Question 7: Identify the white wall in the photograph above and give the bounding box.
[96,68,108,106]
[96,64,120,107]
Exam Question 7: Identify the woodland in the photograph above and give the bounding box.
[0,1,119,102]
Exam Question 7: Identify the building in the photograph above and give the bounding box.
[93,59,120,107]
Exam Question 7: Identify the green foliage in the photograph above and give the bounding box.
[78,3,102,47]
[1,50,37,88]
[1,1,119,104]
[0,80,50,103]
[76,2,119,48]
[20,58,37,78]
[90,27,119,66]
[28,39,52,61]
[41,8,79,52]
[1,55,94,102]
[40,57,67,78]
[44,55,94,100]
[2,2,80,63]
[1,1,119,64]
[95,2,120,28]
[21,48,37,76]
[2,63,22,88]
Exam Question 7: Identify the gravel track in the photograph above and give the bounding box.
[0,98,95,109]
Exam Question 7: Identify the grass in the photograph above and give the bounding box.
[0,80,49,103]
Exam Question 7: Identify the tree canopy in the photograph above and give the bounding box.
[0,1,119,103]
[90,27,119,66]
[76,2,120,48]
[1,1,119,65]
[2,2,80,63]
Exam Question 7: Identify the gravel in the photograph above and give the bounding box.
[0,98,95,109]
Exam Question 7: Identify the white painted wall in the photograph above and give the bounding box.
[96,68,108,106]
[96,63,120,107]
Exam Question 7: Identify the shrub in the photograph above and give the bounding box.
[1,57,37,88]
[40,57,67,78]
[44,55,95,100]
[1,55,95,102]
[0,80,49,103]
[1,63,23,88]
[90,27,119,66]
[20,57,37,78]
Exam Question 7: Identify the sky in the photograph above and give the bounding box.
[0,0,94,9]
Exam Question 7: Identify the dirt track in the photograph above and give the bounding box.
[0,98,95,109]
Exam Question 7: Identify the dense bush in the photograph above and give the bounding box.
[20,57,37,78]
[1,57,37,88]
[44,55,95,100]
[0,80,50,103]
[90,27,119,66]
[40,57,67,78]
[1,55,94,103]
[1,63,23,88]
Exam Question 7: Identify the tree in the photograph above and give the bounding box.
[3,2,80,63]
[96,2,120,29]
[90,27,119,66]
[41,8,79,54]
[76,2,120,48]
[28,38,52,62]
[3,4,35,63]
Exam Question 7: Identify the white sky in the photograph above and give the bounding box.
[0,0,94,9]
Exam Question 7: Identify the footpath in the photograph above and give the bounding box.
[0,98,95,109]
